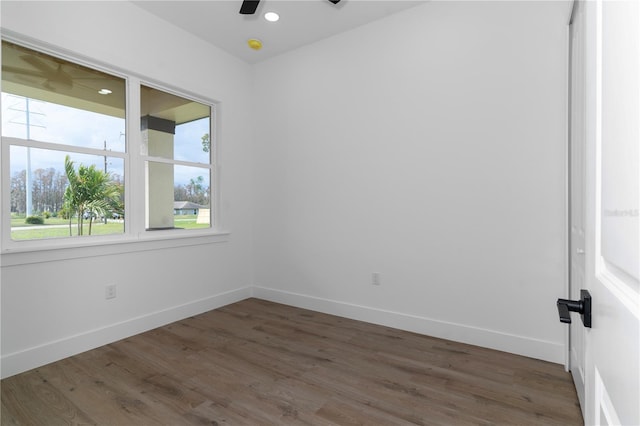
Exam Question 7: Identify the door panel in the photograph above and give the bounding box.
[580,0,640,424]
[600,0,639,285]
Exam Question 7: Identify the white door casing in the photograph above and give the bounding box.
[569,0,587,411]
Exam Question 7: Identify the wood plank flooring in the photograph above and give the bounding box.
[1,298,583,425]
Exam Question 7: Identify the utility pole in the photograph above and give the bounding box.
[25,99,33,217]
[8,95,44,216]
[104,140,108,224]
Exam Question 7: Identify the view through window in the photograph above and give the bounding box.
[1,40,126,241]
[2,40,216,246]
[140,85,212,231]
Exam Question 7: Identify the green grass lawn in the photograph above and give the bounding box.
[11,216,69,227]
[10,215,209,240]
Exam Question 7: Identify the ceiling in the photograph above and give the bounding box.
[132,0,428,64]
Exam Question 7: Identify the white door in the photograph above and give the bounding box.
[569,0,640,424]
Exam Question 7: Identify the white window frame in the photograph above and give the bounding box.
[137,80,218,237]
[0,36,227,263]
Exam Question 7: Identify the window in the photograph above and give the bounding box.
[2,40,126,241]
[1,40,218,250]
[140,85,212,231]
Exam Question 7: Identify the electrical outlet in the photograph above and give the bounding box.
[105,284,117,300]
[372,272,381,286]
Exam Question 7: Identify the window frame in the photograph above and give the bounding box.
[1,36,226,258]
[138,81,217,235]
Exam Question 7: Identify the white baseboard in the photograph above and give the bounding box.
[1,286,252,379]
[252,286,565,364]
[1,285,564,379]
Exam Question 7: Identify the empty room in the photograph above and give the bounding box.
[1,0,638,424]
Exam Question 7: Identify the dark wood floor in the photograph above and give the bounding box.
[1,298,582,425]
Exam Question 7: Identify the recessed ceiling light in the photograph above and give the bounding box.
[264,12,279,22]
[98,88,112,95]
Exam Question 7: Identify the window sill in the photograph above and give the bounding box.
[0,230,230,267]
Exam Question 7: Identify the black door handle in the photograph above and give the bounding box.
[557,302,572,323]
[557,289,592,328]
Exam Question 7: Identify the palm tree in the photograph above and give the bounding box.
[63,156,120,236]
[84,172,120,235]
[64,156,81,236]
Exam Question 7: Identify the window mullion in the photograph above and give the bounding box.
[2,137,127,159]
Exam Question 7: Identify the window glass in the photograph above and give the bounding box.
[175,117,210,164]
[2,93,125,152]
[2,40,126,241]
[145,162,210,230]
[140,85,210,163]
[9,146,125,240]
[141,85,212,231]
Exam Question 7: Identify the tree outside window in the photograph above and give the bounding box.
[63,156,122,236]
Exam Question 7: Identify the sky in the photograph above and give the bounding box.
[1,93,210,186]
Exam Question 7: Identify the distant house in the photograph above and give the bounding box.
[173,201,205,215]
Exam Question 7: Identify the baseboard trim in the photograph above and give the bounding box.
[1,286,252,379]
[1,285,565,379]
[252,286,564,364]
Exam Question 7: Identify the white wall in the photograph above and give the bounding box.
[0,1,254,377]
[0,0,570,378]
[252,1,568,363]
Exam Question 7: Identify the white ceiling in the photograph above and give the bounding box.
[132,0,428,64]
